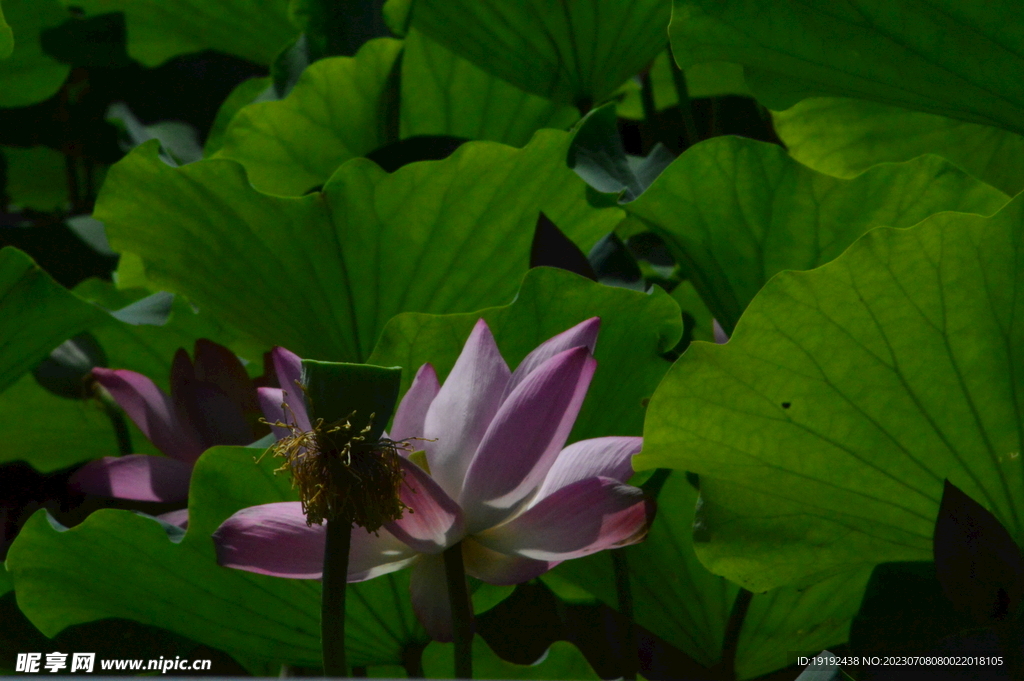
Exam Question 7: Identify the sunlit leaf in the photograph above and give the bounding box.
[639,191,1024,592]
[773,98,1024,198]
[622,136,1009,334]
[100,132,620,363]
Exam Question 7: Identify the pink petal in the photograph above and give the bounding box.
[532,437,641,502]
[390,364,440,442]
[92,368,203,462]
[178,382,253,448]
[423,319,510,499]
[462,537,558,585]
[158,508,190,528]
[460,347,596,532]
[258,387,312,438]
[502,317,599,401]
[271,346,303,394]
[69,455,193,502]
[474,477,652,561]
[213,502,416,580]
[386,458,464,554]
[410,553,469,642]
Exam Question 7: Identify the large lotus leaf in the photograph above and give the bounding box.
[0,4,12,58]
[550,473,872,678]
[60,0,296,66]
[215,38,402,195]
[616,54,750,120]
[0,248,106,396]
[638,191,1024,592]
[369,267,681,444]
[217,34,581,197]
[669,1,1024,135]
[7,445,429,667]
[0,146,67,211]
[401,28,579,147]
[773,98,1024,198]
[99,132,619,364]
[410,0,670,107]
[203,76,272,157]
[622,136,1009,334]
[0,0,70,107]
[423,638,599,680]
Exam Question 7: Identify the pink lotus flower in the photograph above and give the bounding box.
[70,339,271,525]
[213,318,653,641]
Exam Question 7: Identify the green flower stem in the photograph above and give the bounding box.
[639,69,657,127]
[666,43,699,148]
[443,542,474,679]
[321,517,351,677]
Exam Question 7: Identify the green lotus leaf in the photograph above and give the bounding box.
[410,0,670,107]
[549,473,871,679]
[0,3,12,58]
[669,1,1024,135]
[215,38,402,195]
[0,146,68,211]
[217,33,580,197]
[638,191,1024,592]
[773,98,1024,198]
[423,638,599,680]
[0,0,70,107]
[400,28,578,146]
[60,0,296,66]
[622,136,1009,334]
[100,132,619,364]
[0,248,106,396]
[203,76,272,157]
[368,267,682,444]
[7,445,429,668]
[616,54,750,120]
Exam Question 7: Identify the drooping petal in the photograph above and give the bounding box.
[258,386,312,436]
[531,437,641,503]
[213,502,417,580]
[390,364,440,442]
[385,458,464,554]
[460,347,596,532]
[502,317,599,400]
[270,346,303,395]
[474,477,652,561]
[410,553,465,643]
[423,319,510,500]
[158,508,190,528]
[69,454,193,503]
[462,537,558,585]
[92,368,202,462]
